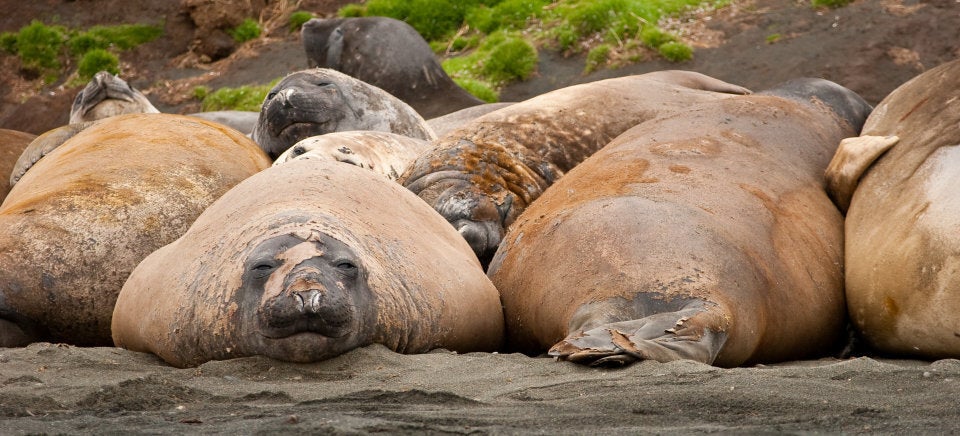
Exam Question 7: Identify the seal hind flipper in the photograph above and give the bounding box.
[549,305,729,367]
[824,135,900,213]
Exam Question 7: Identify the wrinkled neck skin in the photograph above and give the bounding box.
[402,140,554,266]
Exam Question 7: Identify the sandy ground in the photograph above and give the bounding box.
[2,1,960,434]
[2,343,959,434]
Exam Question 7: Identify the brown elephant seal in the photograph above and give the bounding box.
[400,71,751,265]
[0,129,36,200]
[9,122,95,187]
[112,158,504,367]
[825,59,960,359]
[302,17,484,119]
[488,78,871,367]
[251,68,436,159]
[273,131,431,181]
[69,71,159,124]
[0,113,271,347]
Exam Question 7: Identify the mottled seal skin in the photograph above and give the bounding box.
[0,114,271,347]
[825,59,960,359]
[112,159,504,368]
[251,68,436,159]
[302,17,483,119]
[273,131,431,181]
[401,71,751,265]
[187,110,260,135]
[489,79,871,367]
[69,71,159,124]
[427,102,515,138]
[0,129,36,201]
[10,122,94,187]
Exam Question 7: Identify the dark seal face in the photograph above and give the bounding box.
[252,72,353,159]
[242,231,373,341]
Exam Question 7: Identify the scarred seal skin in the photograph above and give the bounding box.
[273,130,430,181]
[825,59,960,359]
[0,114,271,347]
[112,159,504,368]
[302,17,483,119]
[251,68,436,160]
[488,79,871,367]
[400,71,751,265]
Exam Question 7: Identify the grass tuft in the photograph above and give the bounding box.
[77,49,119,81]
[289,11,315,32]
[197,78,282,112]
[228,19,261,43]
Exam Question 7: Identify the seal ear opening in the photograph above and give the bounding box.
[825,135,900,213]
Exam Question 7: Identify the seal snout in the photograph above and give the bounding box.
[258,265,355,339]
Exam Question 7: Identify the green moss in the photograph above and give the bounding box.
[811,0,850,7]
[199,79,281,112]
[466,0,550,33]
[640,26,676,49]
[584,43,610,74]
[228,18,261,43]
[0,32,17,54]
[76,49,119,81]
[454,77,499,102]
[766,33,782,44]
[338,4,366,17]
[289,11,315,32]
[481,34,537,83]
[658,41,692,62]
[68,24,162,55]
[15,20,66,73]
[193,85,209,101]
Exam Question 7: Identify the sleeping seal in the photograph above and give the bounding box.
[489,79,870,367]
[250,68,436,159]
[0,114,271,347]
[273,131,431,181]
[825,59,960,359]
[112,159,504,367]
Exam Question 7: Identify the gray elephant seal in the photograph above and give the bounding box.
[488,79,871,367]
[251,68,436,159]
[273,131,431,181]
[0,114,271,347]
[112,158,504,367]
[401,70,751,265]
[69,71,159,124]
[302,17,484,119]
[187,110,260,135]
[427,102,515,137]
[825,59,960,359]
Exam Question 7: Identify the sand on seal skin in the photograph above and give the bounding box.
[0,343,958,433]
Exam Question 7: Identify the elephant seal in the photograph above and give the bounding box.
[0,129,36,201]
[400,71,751,265]
[825,59,960,359]
[302,17,484,119]
[488,79,871,367]
[69,71,159,124]
[0,113,271,347]
[251,68,436,159]
[112,158,504,367]
[273,131,431,181]
[427,102,515,137]
[187,110,260,135]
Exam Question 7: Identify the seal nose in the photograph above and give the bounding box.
[278,88,295,108]
[293,288,325,314]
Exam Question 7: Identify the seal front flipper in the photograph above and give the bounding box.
[824,135,900,213]
[548,305,729,367]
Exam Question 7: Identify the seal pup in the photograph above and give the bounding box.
[401,70,751,265]
[273,131,431,181]
[489,79,871,367]
[302,17,484,119]
[825,59,960,359]
[69,71,159,124]
[251,68,436,159]
[112,159,504,367]
[0,114,271,347]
